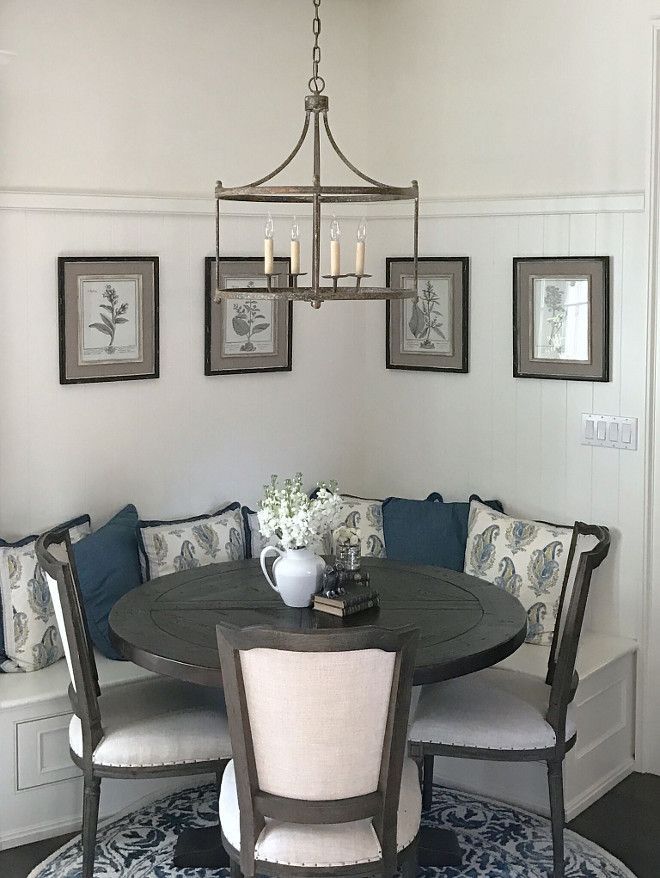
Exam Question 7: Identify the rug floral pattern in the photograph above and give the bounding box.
[30,782,635,878]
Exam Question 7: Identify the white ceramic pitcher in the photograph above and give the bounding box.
[260,546,325,608]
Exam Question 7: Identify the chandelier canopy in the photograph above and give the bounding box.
[214,0,418,309]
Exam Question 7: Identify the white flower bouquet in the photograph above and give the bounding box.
[257,473,341,551]
[334,525,361,547]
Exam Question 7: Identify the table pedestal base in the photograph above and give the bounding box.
[173,825,462,870]
[173,826,229,870]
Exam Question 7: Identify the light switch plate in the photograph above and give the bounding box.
[581,414,638,450]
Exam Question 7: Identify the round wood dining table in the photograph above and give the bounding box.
[109,557,528,688]
[108,557,527,870]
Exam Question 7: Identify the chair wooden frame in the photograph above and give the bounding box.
[36,527,230,878]
[409,522,610,878]
[216,623,420,878]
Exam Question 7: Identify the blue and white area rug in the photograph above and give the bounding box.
[30,782,636,878]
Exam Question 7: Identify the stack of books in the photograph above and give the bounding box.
[313,586,380,617]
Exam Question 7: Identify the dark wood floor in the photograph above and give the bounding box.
[0,773,655,877]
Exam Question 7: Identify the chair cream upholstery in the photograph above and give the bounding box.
[220,757,421,868]
[239,646,396,800]
[216,625,420,878]
[409,667,576,751]
[69,677,232,768]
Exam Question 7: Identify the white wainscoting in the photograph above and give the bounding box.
[360,196,648,647]
[0,196,366,537]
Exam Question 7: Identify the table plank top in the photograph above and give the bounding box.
[109,558,528,687]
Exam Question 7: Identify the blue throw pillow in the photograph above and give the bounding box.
[382,494,504,571]
[72,504,142,660]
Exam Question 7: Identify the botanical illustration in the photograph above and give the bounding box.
[223,277,275,356]
[88,284,129,355]
[78,274,142,365]
[231,299,271,353]
[532,277,590,362]
[401,274,453,356]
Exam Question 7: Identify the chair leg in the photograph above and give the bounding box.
[82,774,101,878]
[547,759,565,878]
[422,755,434,811]
[230,857,242,878]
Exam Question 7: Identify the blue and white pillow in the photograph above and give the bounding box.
[331,495,386,558]
[138,503,246,580]
[0,515,91,672]
[464,500,574,645]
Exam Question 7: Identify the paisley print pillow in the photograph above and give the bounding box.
[138,503,246,580]
[0,515,91,672]
[331,495,386,559]
[464,500,574,646]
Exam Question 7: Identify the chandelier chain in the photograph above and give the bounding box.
[309,0,325,94]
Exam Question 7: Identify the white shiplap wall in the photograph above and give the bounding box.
[0,197,365,537]
[0,191,648,645]
[359,196,648,641]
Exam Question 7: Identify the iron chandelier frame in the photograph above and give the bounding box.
[214,0,418,309]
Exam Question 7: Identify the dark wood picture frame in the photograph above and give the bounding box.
[513,256,610,381]
[386,257,469,373]
[205,256,293,376]
[58,256,159,385]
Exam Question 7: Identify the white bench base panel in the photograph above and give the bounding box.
[429,631,637,821]
[0,655,211,850]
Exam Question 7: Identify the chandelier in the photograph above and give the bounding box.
[214,0,418,309]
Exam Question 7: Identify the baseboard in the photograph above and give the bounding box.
[0,775,211,851]
[565,758,636,820]
[0,814,82,850]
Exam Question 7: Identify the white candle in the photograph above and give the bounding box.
[330,216,341,277]
[290,216,300,275]
[355,217,367,276]
[264,213,274,274]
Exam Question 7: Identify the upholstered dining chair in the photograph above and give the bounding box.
[216,623,421,878]
[408,522,610,878]
[36,527,233,878]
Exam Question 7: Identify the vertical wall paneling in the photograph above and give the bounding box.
[0,200,367,537]
[362,195,646,644]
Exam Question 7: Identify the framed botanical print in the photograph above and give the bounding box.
[58,256,159,384]
[205,256,293,375]
[513,256,610,381]
[386,257,469,372]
